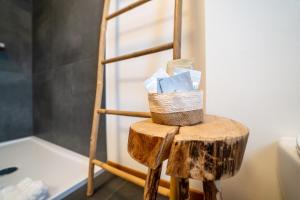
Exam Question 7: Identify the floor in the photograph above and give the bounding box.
[64,172,168,200]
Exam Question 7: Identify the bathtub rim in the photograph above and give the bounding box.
[0,136,104,200]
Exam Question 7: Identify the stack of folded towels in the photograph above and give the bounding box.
[144,59,201,94]
[0,178,48,200]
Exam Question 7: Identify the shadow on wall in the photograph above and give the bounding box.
[110,0,205,158]
[106,0,206,178]
[111,0,174,162]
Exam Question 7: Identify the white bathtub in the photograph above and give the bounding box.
[0,136,103,199]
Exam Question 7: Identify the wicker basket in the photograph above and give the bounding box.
[148,90,203,126]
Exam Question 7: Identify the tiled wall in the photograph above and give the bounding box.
[0,0,33,142]
[33,0,106,159]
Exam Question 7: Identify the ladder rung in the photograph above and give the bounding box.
[102,42,173,64]
[97,108,151,118]
[93,159,170,197]
[106,0,151,20]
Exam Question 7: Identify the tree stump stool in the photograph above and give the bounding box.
[128,119,179,200]
[166,115,249,200]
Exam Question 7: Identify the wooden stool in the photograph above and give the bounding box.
[128,119,179,200]
[166,115,249,200]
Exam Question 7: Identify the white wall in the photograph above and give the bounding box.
[205,0,300,200]
[105,0,300,200]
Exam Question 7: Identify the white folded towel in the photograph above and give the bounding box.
[0,178,48,200]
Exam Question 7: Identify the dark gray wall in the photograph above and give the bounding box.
[33,0,106,159]
[0,0,33,142]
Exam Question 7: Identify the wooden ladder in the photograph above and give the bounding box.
[87,0,183,199]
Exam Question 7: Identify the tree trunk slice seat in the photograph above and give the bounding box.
[128,119,179,169]
[166,115,249,200]
[128,119,179,200]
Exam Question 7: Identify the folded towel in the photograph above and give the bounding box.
[157,72,194,94]
[173,67,201,90]
[144,68,169,93]
[0,178,48,200]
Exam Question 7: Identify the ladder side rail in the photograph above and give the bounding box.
[87,0,111,196]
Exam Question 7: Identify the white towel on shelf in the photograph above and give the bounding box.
[0,178,48,200]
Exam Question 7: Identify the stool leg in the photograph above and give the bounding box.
[203,180,223,200]
[170,177,189,200]
[144,164,162,200]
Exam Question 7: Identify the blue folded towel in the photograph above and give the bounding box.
[157,72,193,94]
